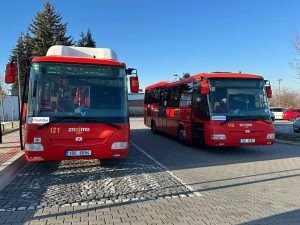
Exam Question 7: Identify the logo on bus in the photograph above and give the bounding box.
[68,127,90,134]
[227,123,235,128]
[239,123,253,128]
[75,137,83,142]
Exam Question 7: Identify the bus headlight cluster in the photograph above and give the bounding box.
[267,133,275,139]
[111,142,128,150]
[25,144,44,151]
[211,134,226,140]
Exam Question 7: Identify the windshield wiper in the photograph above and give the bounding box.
[37,117,121,130]
[220,116,272,125]
[220,116,242,125]
[242,117,272,125]
[37,116,80,130]
[81,118,121,129]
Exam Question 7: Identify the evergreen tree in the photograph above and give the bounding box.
[77,29,96,47]
[29,1,73,56]
[182,73,191,79]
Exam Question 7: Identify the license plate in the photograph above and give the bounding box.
[240,139,255,143]
[65,150,92,157]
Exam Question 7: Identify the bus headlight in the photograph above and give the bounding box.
[211,134,226,140]
[111,142,128,150]
[25,144,44,151]
[267,133,275,139]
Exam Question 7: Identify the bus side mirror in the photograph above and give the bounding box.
[201,80,209,95]
[265,85,272,98]
[5,63,17,84]
[130,76,139,93]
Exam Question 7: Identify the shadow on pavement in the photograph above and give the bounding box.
[238,208,300,225]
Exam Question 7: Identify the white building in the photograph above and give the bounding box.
[0,95,19,121]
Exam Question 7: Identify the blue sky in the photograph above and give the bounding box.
[1,0,300,91]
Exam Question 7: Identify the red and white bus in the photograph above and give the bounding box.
[5,45,139,161]
[144,72,275,146]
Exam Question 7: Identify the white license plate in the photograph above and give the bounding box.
[240,139,255,143]
[65,150,92,157]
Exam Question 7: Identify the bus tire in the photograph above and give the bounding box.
[151,121,158,134]
[178,128,189,146]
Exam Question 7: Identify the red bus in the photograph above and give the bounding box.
[5,45,139,161]
[144,72,275,146]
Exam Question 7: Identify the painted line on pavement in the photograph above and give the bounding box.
[131,141,202,197]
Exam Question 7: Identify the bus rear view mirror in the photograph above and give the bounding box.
[265,85,272,98]
[130,76,139,93]
[5,63,17,84]
[201,80,209,95]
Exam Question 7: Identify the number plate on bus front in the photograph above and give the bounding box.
[65,150,92,157]
[240,139,255,143]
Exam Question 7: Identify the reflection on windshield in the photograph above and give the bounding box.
[208,78,271,119]
[27,63,128,123]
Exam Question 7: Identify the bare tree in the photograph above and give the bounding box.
[292,31,300,79]
[269,86,300,108]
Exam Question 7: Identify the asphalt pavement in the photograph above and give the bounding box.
[0,118,299,225]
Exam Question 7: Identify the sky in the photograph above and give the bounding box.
[1,0,300,92]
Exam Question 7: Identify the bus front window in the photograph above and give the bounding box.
[208,78,271,120]
[27,63,128,123]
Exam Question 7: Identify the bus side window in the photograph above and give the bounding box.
[144,90,149,104]
[168,87,180,107]
[179,83,192,107]
[148,88,159,104]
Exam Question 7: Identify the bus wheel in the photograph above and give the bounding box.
[151,121,158,134]
[178,128,189,145]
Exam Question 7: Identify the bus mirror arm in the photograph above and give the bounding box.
[125,68,137,76]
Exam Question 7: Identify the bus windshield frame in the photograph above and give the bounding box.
[207,78,271,121]
[27,62,128,124]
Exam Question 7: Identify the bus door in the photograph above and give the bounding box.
[191,84,205,144]
[158,88,168,130]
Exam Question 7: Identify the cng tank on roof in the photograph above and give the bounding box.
[46,45,118,60]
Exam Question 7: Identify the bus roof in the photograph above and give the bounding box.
[145,72,263,90]
[31,45,126,67]
[47,45,118,60]
[32,56,126,67]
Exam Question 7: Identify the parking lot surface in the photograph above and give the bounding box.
[0,118,300,225]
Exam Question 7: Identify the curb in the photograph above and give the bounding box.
[0,151,25,192]
[2,128,19,136]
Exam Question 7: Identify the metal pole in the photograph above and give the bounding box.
[11,96,14,128]
[17,55,22,117]
[1,95,4,123]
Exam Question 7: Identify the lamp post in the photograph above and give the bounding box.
[278,79,282,107]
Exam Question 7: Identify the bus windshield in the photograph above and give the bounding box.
[27,62,128,123]
[208,78,271,120]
